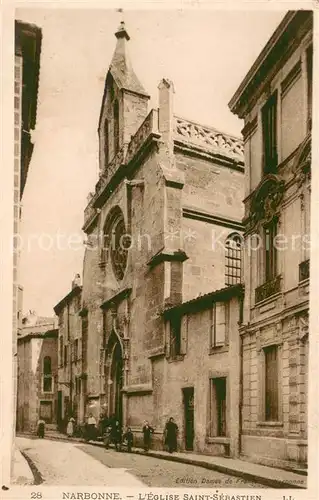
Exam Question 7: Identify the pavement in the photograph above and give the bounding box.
[15,437,145,486]
[11,446,35,485]
[15,430,307,489]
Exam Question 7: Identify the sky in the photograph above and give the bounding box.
[17,7,287,317]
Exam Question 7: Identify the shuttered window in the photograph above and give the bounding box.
[264,219,278,282]
[209,378,227,437]
[170,315,182,357]
[265,345,279,421]
[262,92,278,174]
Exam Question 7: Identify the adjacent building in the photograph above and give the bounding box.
[53,275,85,430]
[80,21,245,455]
[229,10,312,469]
[14,20,42,439]
[17,313,58,432]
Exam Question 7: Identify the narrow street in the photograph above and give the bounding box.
[17,437,265,488]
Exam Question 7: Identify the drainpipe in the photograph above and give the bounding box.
[238,294,244,457]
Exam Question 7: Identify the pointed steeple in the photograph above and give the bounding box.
[109,21,149,97]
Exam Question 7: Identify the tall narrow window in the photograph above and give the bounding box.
[170,315,181,357]
[209,378,227,437]
[43,356,53,393]
[225,233,242,286]
[262,91,278,174]
[64,345,68,367]
[59,337,64,366]
[74,339,79,362]
[264,219,278,282]
[104,119,109,167]
[264,345,279,421]
[210,303,227,349]
[306,45,313,131]
[113,100,120,155]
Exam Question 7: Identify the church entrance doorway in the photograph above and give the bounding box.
[109,341,123,425]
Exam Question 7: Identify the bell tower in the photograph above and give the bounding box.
[98,21,150,175]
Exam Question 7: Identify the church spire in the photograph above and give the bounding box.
[109,21,149,97]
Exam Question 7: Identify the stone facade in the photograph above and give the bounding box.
[14,20,42,448]
[80,21,245,457]
[229,11,312,469]
[17,314,58,432]
[54,275,85,430]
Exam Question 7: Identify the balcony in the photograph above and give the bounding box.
[299,259,310,282]
[255,275,281,304]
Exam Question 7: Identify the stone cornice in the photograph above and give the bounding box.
[183,207,244,232]
[229,11,313,118]
[174,141,244,171]
[147,249,188,269]
[100,287,132,310]
[122,384,153,395]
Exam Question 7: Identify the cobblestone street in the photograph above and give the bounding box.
[17,437,265,488]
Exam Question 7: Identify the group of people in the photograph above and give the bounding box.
[36,412,179,454]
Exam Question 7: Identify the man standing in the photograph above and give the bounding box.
[164,417,178,453]
[142,421,154,452]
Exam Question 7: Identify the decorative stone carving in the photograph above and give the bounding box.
[249,175,285,230]
[298,314,309,341]
[174,116,244,158]
[292,133,311,189]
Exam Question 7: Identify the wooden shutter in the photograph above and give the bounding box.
[265,346,278,421]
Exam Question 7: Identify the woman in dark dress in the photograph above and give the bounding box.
[164,417,178,453]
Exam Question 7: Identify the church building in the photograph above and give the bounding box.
[80,21,245,454]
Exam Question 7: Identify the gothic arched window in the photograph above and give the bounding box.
[104,119,109,167]
[113,100,120,155]
[101,207,129,281]
[43,356,53,393]
[225,233,242,286]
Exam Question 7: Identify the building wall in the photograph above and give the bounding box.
[13,53,23,439]
[17,334,58,432]
[236,15,311,469]
[56,287,83,427]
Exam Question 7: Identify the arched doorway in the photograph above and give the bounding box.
[109,340,123,425]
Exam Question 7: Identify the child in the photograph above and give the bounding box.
[123,427,134,453]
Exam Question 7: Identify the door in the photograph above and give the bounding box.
[183,387,194,451]
[57,391,63,428]
[39,401,53,423]
[109,342,123,425]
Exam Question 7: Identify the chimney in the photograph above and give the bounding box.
[158,78,175,147]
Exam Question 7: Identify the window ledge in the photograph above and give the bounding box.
[168,354,185,363]
[255,291,281,308]
[257,421,283,427]
[206,436,230,445]
[209,345,228,355]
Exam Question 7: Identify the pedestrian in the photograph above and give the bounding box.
[66,417,75,437]
[123,427,134,453]
[87,413,97,441]
[164,417,178,453]
[142,421,154,452]
[111,420,122,451]
[37,418,45,439]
